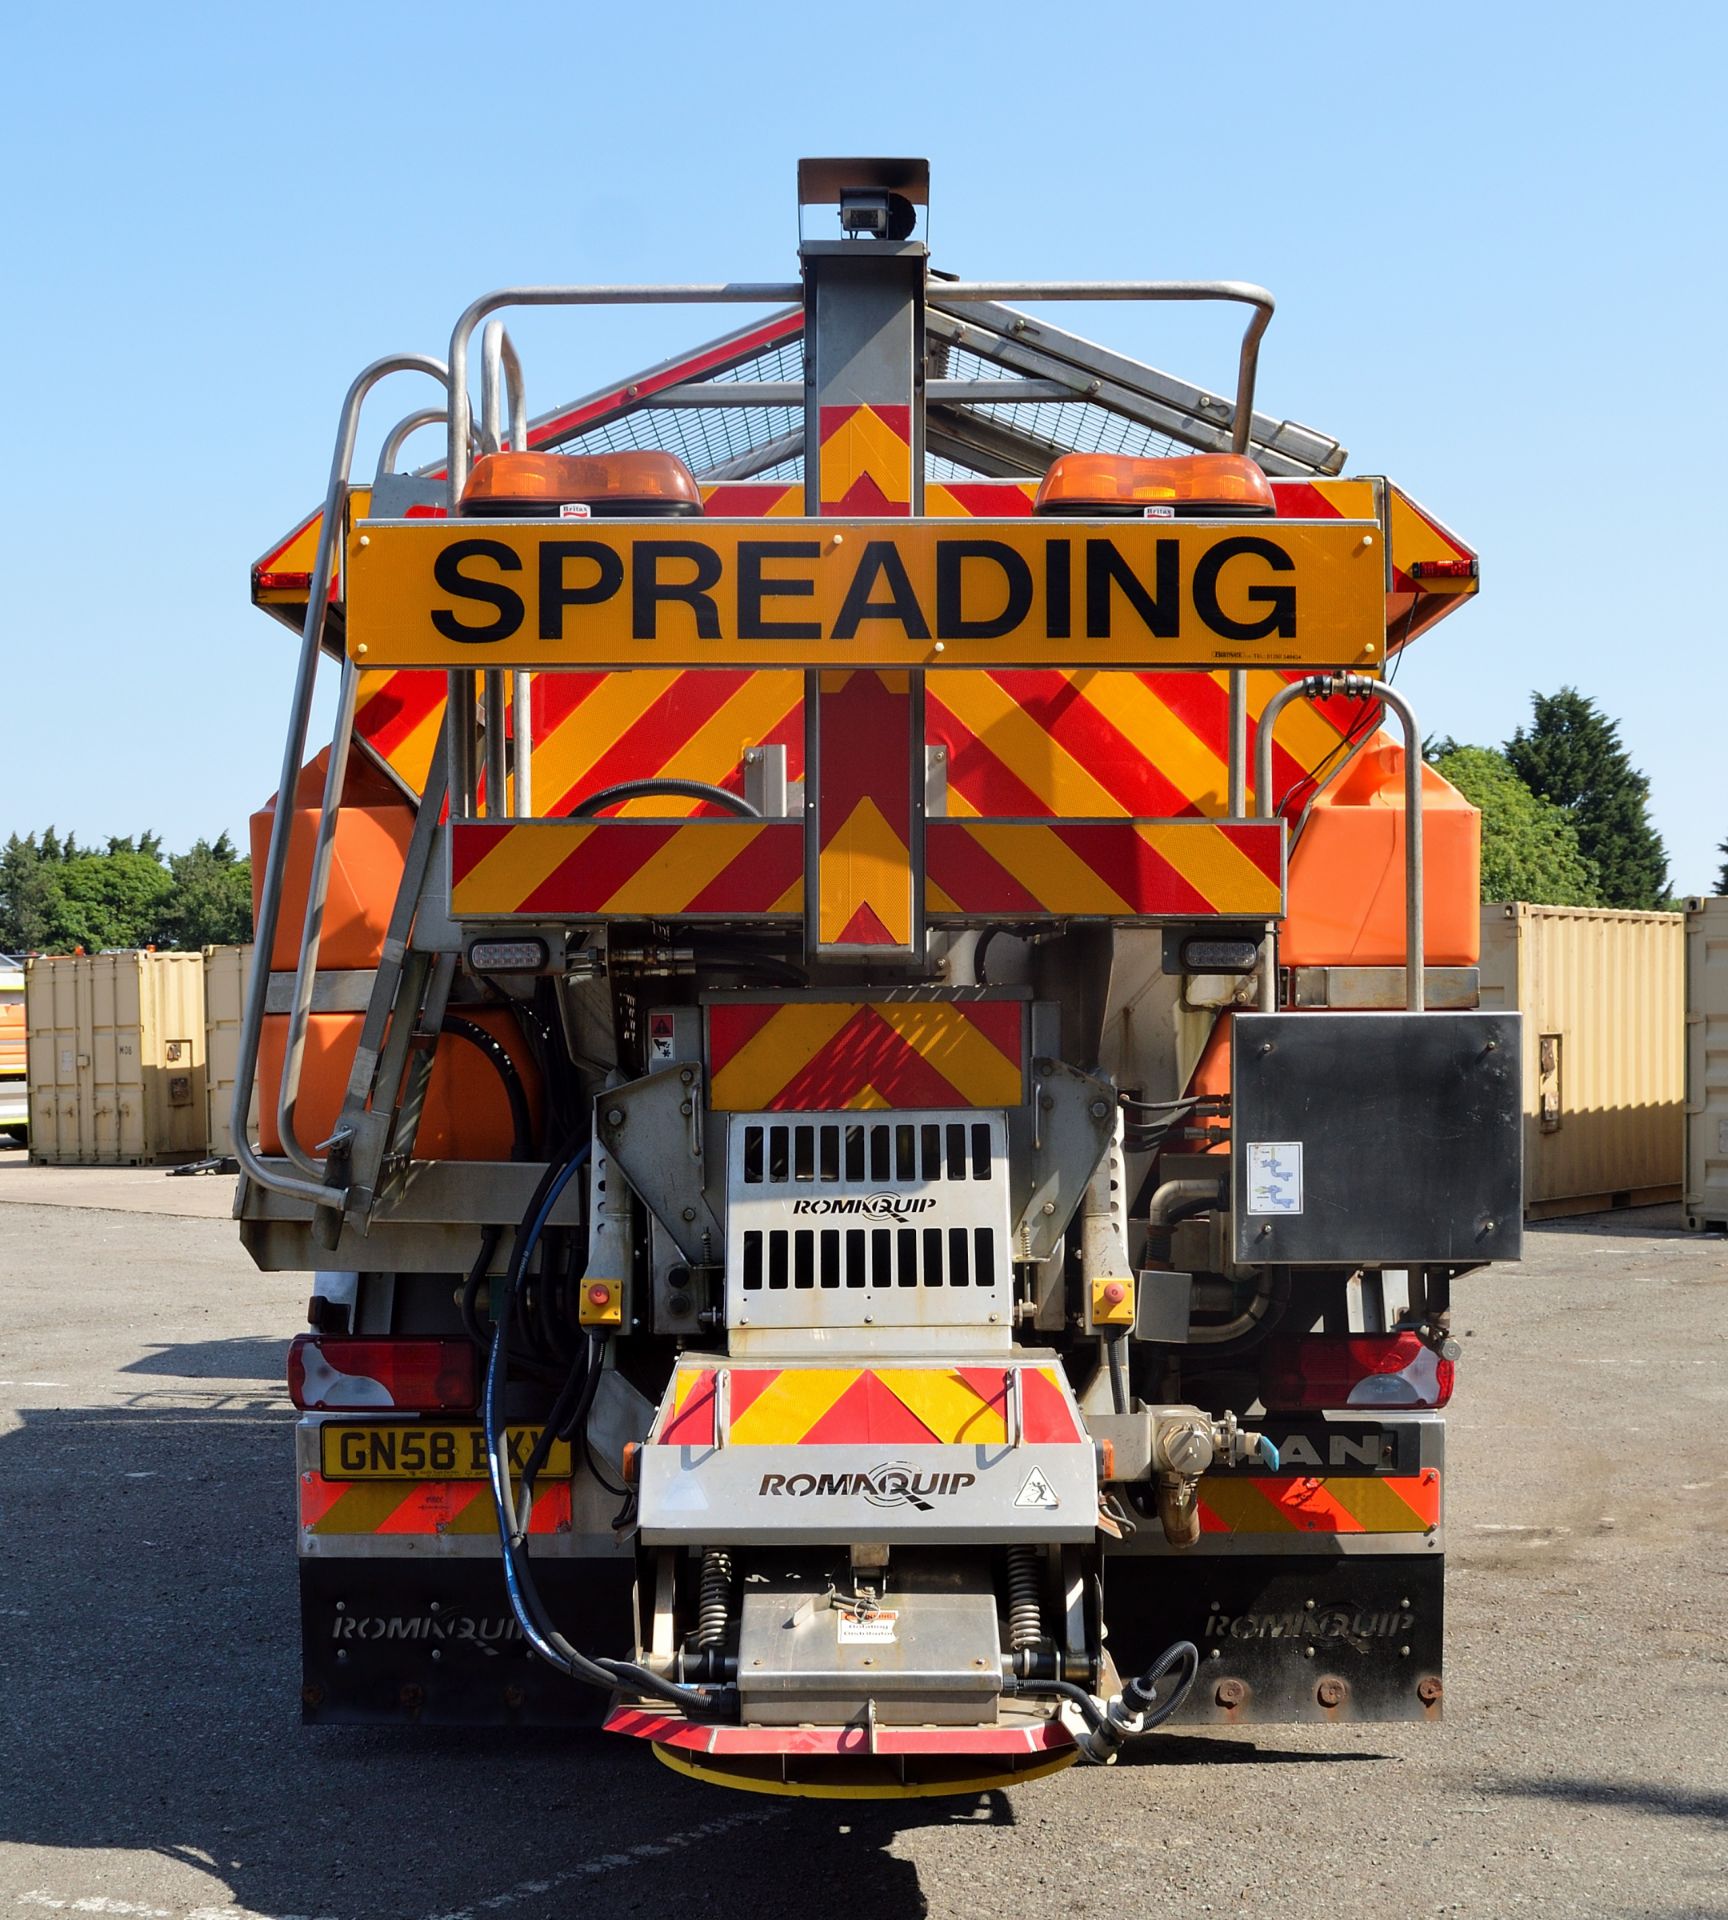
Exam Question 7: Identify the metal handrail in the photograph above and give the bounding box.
[375,407,447,482]
[376,409,481,483]
[478,324,528,816]
[440,283,804,820]
[479,320,528,455]
[232,353,451,1207]
[445,285,804,502]
[1255,674,1425,1014]
[932,280,1274,459]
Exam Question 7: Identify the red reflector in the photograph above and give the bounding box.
[254,569,312,592]
[1408,558,1478,580]
[287,1335,478,1412]
[1260,1332,1452,1412]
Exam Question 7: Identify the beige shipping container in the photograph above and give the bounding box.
[25,951,208,1166]
[1683,896,1728,1231]
[204,944,257,1161]
[1478,903,1684,1217]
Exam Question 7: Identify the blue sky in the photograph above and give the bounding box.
[4,1,1723,891]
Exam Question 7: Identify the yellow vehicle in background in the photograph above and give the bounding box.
[0,959,26,1142]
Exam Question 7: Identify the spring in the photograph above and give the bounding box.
[696,1549,734,1648]
[1006,1545,1043,1652]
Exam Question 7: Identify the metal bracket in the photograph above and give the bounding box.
[596,1067,725,1266]
[1009,1059,1118,1263]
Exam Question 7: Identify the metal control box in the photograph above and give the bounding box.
[1231,1011,1523,1265]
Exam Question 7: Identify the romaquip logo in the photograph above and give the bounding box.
[757,1461,976,1511]
[787,1193,937,1222]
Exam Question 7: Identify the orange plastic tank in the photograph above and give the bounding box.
[257,1007,538,1161]
[249,748,414,972]
[251,750,543,1161]
[1281,739,1480,968]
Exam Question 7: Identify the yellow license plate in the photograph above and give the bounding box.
[319,1423,572,1481]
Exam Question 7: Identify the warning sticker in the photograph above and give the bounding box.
[1014,1467,1060,1509]
[648,1012,677,1064]
[837,1608,898,1645]
[1246,1141,1304,1215]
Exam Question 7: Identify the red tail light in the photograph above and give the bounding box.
[287,1336,478,1412]
[1260,1332,1453,1412]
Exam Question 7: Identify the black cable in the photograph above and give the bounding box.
[1106,1333,1129,1416]
[482,1149,727,1718]
[459,1227,501,1352]
[1122,1639,1200,1730]
[516,1333,596,1502]
[687,944,807,987]
[1009,1676,1108,1734]
[567,779,760,819]
[439,1016,532,1159]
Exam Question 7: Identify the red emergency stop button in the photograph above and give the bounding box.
[580,1279,624,1327]
[1091,1274,1136,1326]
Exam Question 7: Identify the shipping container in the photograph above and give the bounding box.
[1683,896,1728,1232]
[204,944,257,1162]
[1478,903,1684,1217]
[25,952,208,1165]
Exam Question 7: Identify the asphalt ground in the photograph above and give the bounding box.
[0,1149,1723,1920]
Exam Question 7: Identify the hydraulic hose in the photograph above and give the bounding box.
[567,778,760,819]
[440,1015,533,1160]
[1014,1638,1201,1759]
[481,1143,728,1718]
[1122,1638,1200,1732]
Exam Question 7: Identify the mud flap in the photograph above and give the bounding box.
[1103,1554,1443,1724]
[299,1558,634,1727]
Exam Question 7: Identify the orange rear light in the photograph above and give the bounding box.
[1034,452,1274,518]
[460,450,702,518]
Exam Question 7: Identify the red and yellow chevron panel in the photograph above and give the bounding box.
[299,1475,571,1537]
[926,819,1283,919]
[812,669,918,953]
[1197,1470,1440,1536]
[449,820,804,918]
[818,403,913,515]
[655,1365,1081,1448]
[449,818,1281,920]
[708,999,1024,1111]
[927,665,1366,824]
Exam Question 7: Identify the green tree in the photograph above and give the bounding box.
[104,831,164,861]
[160,834,253,947]
[46,851,174,952]
[1505,689,1668,909]
[0,832,71,952]
[1433,745,1600,905]
[1717,837,1727,896]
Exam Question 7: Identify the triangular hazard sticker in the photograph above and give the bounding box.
[1015,1467,1060,1509]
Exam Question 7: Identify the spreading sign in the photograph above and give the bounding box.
[345,518,1385,670]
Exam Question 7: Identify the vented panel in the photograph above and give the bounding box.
[726,1111,1013,1330]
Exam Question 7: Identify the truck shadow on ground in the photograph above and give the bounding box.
[0,1398,975,1919]
[121,1335,292,1381]
[0,1392,1397,1919]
